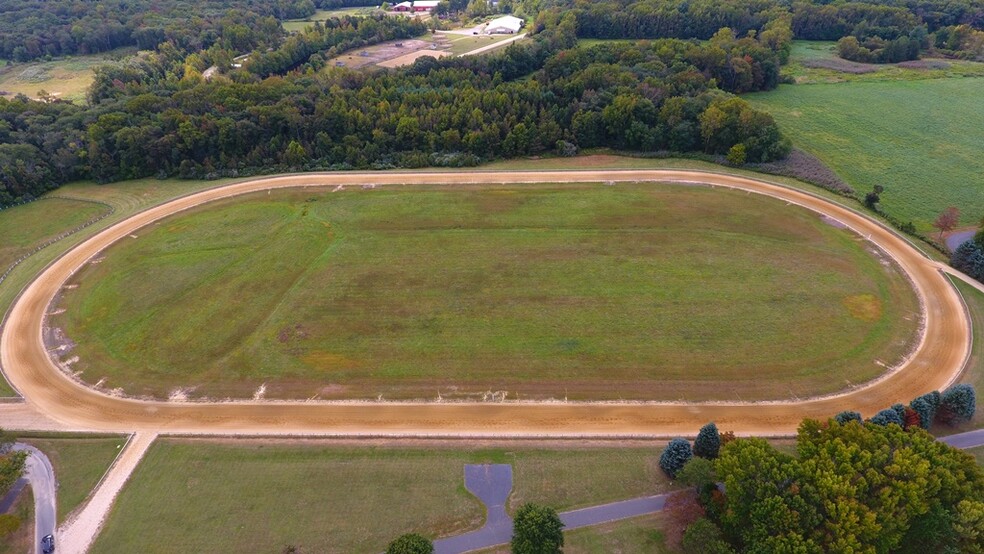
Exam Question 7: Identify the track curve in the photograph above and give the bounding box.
[0,170,970,437]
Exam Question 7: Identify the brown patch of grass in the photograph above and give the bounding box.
[843,294,883,322]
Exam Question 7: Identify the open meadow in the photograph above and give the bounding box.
[0,48,136,103]
[746,76,984,232]
[51,182,919,402]
[90,440,671,553]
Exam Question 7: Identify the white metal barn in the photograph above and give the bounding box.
[485,15,524,34]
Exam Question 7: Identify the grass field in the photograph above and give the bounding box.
[782,41,984,84]
[943,278,984,432]
[90,440,671,553]
[52,183,919,401]
[0,198,109,272]
[445,33,519,55]
[282,8,383,32]
[968,445,984,464]
[19,435,127,523]
[746,77,984,231]
[0,48,137,103]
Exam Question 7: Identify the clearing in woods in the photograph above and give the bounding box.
[50,182,919,402]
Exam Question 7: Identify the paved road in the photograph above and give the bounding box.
[431,429,984,553]
[939,428,984,449]
[12,444,56,554]
[434,465,513,554]
[0,170,972,437]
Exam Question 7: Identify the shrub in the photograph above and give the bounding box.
[937,384,976,425]
[694,422,721,459]
[835,411,863,425]
[910,397,935,430]
[511,503,564,554]
[726,143,747,166]
[890,403,907,423]
[682,517,735,554]
[903,406,922,429]
[555,140,578,157]
[661,438,694,478]
[386,533,433,554]
[870,408,903,426]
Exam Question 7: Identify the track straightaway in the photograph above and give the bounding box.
[0,170,971,437]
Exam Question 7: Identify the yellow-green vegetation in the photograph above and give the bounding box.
[21,434,127,523]
[783,41,984,84]
[91,440,671,553]
[0,48,136,103]
[0,198,109,271]
[0,488,32,554]
[746,76,984,230]
[282,8,382,32]
[54,183,918,401]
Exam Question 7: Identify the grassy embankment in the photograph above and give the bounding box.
[53,183,918,401]
[0,47,137,103]
[91,440,673,553]
[746,41,984,232]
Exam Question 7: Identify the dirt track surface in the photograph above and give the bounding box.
[0,170,971,437]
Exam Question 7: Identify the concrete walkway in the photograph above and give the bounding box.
[431,428,984,553]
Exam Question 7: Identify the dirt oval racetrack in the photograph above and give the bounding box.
[0,170,970,437]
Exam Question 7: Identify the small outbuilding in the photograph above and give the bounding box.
[485,15,524,34]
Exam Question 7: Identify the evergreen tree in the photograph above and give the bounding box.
[694,422,721,459]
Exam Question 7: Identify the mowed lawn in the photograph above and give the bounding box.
[55,183,919,401]
[0,197,108,271]
[90,440,670,553]
[746,77,984,231]
[21,435,127,523]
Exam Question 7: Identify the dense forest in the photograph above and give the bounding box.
[0,0,308,61]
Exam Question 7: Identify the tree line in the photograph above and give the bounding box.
[0,0,308,61]
[0,19,790,205]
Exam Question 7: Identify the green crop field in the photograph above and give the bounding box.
[53,182,918,401]
[90,440,671,553]
[746,76,984,231]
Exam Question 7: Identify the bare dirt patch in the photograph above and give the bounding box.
[327,37,450,69]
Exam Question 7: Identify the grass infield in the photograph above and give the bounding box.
[52,182,918,401]
[90,440,671,553]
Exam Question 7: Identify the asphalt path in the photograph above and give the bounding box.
[0,170,973,437]
[12,443,56,554]
[432,428,984,553]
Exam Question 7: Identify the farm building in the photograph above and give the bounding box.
[486,15,524,34]
[391,1,412,11]
[412,0,440,11]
